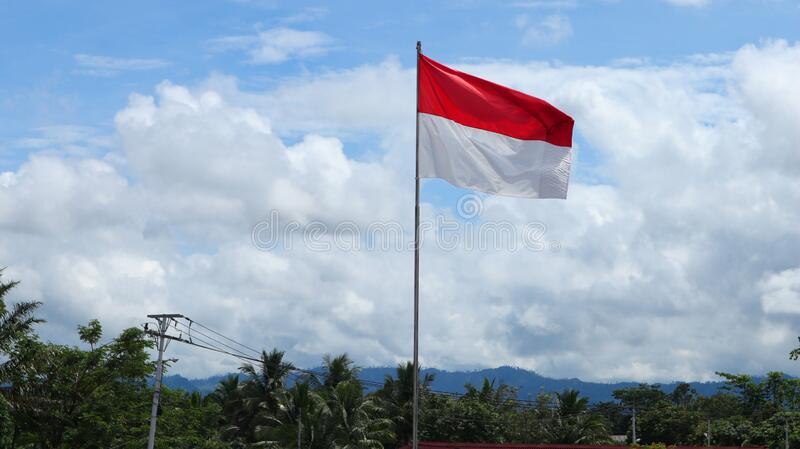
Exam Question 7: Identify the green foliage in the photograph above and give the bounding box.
[220,351,395,449]
[790,337,800,361]
[549,389,610,444]
[421,387,503,443]
[322,353,360,391]
[4,272,800,449]
[77,319,102,349]
[636,402,699,445]
[606,370,800,449]
[613,384,667,408]
[3,322,155,448]
[375,362,434,447]
[0,394,13,449]
[0,269,43,382]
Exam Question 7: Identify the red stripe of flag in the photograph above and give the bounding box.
[418,54,574,147]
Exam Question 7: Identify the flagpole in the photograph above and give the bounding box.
[412,40,422,449]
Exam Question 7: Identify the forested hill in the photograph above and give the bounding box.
[163,365,729,401]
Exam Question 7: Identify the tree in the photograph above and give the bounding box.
[717,371,800,418]
[77,319,102,351]
[613,383,668,409]
[670,382,697,407]
[208,374,247,442]
[592,401,628,435]
[0,269,42,379]
[420,389,503,443]
[504,392,556,443]
[267,381,336,449]
[328,380,394,449]
[0,394,12,449]
[4,322,153,448]
[322,353,360,391]
[420,377,520,444]
[612,383,668,443]
[376,362,434,447]
[548,389,610,444]
[635,402,699,445]
[237,348,296,442]
[146,387,230,449]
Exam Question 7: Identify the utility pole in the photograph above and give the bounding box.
[632,407,637,444]
[706,418,711,447]
[146,314,183,449]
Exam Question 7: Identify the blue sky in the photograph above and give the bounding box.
[2,0,800,381]
[3,0,798,162]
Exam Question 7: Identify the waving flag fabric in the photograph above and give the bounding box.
[418,54,574,199]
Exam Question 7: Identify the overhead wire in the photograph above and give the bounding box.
[147,316,599,412]
[171,319,259,360]
[146,316,790,423]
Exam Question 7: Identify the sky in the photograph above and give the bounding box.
[1,0,800,382]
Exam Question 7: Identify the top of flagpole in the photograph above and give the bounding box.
[417,41,422,55]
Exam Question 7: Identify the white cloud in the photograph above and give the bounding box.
[208,27,333,64]
[760,268,800,314]
[516,14,573,46]
[73,54,169,76]
[3,41,800,381]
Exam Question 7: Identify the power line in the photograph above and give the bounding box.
[184,316,262,356]
[145,315,798,422]
[171,319,258,361]
[146,316,616,412]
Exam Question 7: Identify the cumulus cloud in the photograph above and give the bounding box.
[760,268,800,315]
[2,41,800,381]
[208,27,333,64]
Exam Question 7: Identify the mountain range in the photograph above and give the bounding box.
[161,366,730,402]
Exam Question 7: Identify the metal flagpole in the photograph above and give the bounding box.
[412,40,422,449]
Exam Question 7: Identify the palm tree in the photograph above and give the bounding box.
[209,374,247,441]
[321,353,360,391]
[463,378,517,412]
[238,348,295,442]
[264,381,337,449]
[549,389,610,444]
[376,362,434,447]
[0,270,42,379]
[329,380,394,449]
[240,348,295,409]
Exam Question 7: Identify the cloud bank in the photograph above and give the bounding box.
[2,41,799,382]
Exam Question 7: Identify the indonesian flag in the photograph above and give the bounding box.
[418,54,574,199]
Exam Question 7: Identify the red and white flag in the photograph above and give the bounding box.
[418,54,574,199]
